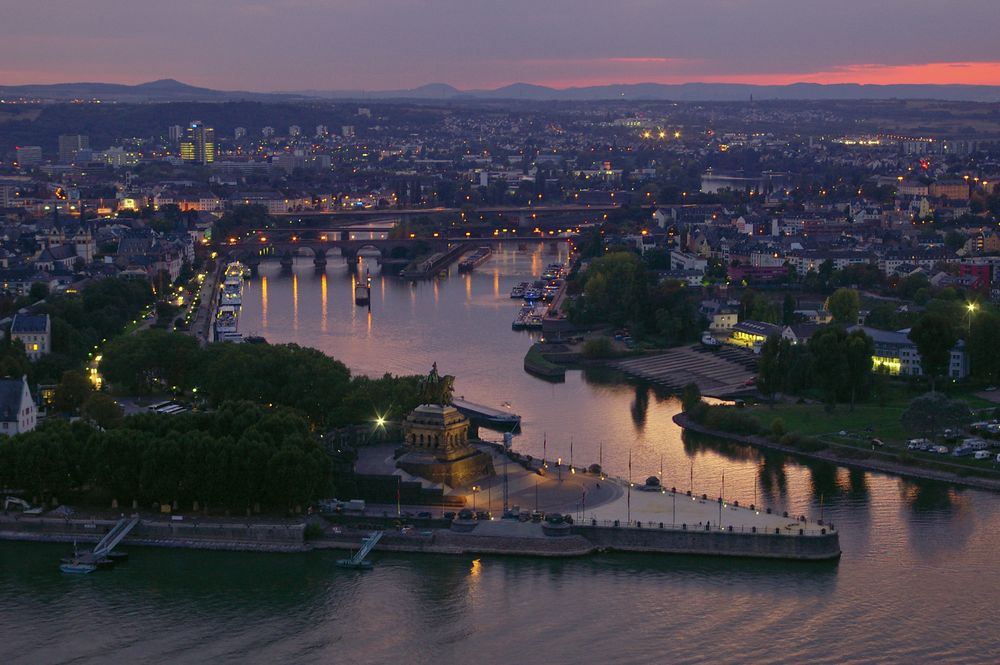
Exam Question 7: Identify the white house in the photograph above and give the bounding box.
[0,375,37,435]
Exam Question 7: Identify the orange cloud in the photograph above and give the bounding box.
[707,61,1000,86]
[522,60,1000,89]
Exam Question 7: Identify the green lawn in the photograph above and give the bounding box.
[747,403,909,443]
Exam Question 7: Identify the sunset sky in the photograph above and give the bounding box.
[4,0,1000,90]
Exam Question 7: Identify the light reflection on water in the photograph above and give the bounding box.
[2,244,995,663]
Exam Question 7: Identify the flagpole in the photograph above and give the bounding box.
[719,471,724,528]
[627,449,632,525]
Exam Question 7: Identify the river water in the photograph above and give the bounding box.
[2,244,998,664]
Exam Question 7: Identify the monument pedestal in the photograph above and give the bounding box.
[396,403,495,488]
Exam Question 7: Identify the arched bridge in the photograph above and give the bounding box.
[225,233,564,269]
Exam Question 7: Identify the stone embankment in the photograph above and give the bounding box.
[674,412,1000,493]
[0,515,307,553]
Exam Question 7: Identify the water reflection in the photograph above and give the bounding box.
[630,385,649,428]
[321,272,328,332]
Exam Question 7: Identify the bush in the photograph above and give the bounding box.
[770,418,787,439]
[779,432,826,452]
[304,522,325,541]
[582,336,614,359]
[681,382,702,413]
[702,406,761,435]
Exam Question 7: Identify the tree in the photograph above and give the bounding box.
[29,282,50,301]
[782,294,796,326]
[902,392,971,441]
[52,370,92,413]
[808,327,849,406]
[82,393,124,429]
[680,382,702,413]
[908,313,957,392]
[757,335,783,404]
[828,288,860,325]
[968,311,1000,384]
[844,329,875,410]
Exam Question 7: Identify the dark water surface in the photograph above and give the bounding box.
[2,245,998,664]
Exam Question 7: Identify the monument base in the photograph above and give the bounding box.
[396,448,495,489]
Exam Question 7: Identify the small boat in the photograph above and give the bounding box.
[510,282,527,298]
[524,288,542,300]
[60,561,97,574]
[355,270,372,306]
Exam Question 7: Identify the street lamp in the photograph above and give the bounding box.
[471,485,481,511]
[967,302,978,333]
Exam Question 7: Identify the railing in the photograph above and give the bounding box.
[580,519,834,537]
[474,441,835,533]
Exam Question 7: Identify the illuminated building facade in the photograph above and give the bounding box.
[850,325,968,379]
[179,121,215,164]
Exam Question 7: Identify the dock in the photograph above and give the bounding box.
[451,398,521,428]
[611,345,757,397]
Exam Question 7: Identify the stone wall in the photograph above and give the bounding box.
[0,516,306,552]
[573,524,841,561]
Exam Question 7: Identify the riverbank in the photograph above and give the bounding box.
[674,412,1000,493]
[523,342,566,380]
[0,514,307,553]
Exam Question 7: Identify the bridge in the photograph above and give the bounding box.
[226,231,570,269]
[272,203,623,220]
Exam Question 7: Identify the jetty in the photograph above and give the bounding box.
[59,516,139,573]
[336,530,383,569]
[451,398,521,429]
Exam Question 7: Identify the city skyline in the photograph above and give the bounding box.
[3,0,1000,90]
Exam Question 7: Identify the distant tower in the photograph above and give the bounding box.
[289,125,301,138]
[168,125,183,142]
[261,126,275,138]
[234,127,247,141]
[179,121,215,164]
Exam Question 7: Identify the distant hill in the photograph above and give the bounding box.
[4,78,1000,103]
[0,78,305,102]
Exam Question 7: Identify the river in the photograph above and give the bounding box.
[2,244,998,664]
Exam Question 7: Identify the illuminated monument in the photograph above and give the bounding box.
[396,364,494,488]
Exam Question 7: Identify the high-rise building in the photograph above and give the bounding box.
[168,125,184,142]
[179,121,215,164]
[234,127,247,141]
[58,135,89,164]
[315,125,328,138]
[15,146,43,167]
[289,125,301,138]
[342,125,355,138]
[262,126,275,138]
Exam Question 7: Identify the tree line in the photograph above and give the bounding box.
[0,277,154,387]
[0,402,330,514]
[100,331,425,428]
[567,251,704,346]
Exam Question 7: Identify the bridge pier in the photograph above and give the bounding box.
[313,248,328,270]
[279,251,294,272]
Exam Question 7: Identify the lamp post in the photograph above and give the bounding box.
[967,302,978,334]
[471,485,481,512]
